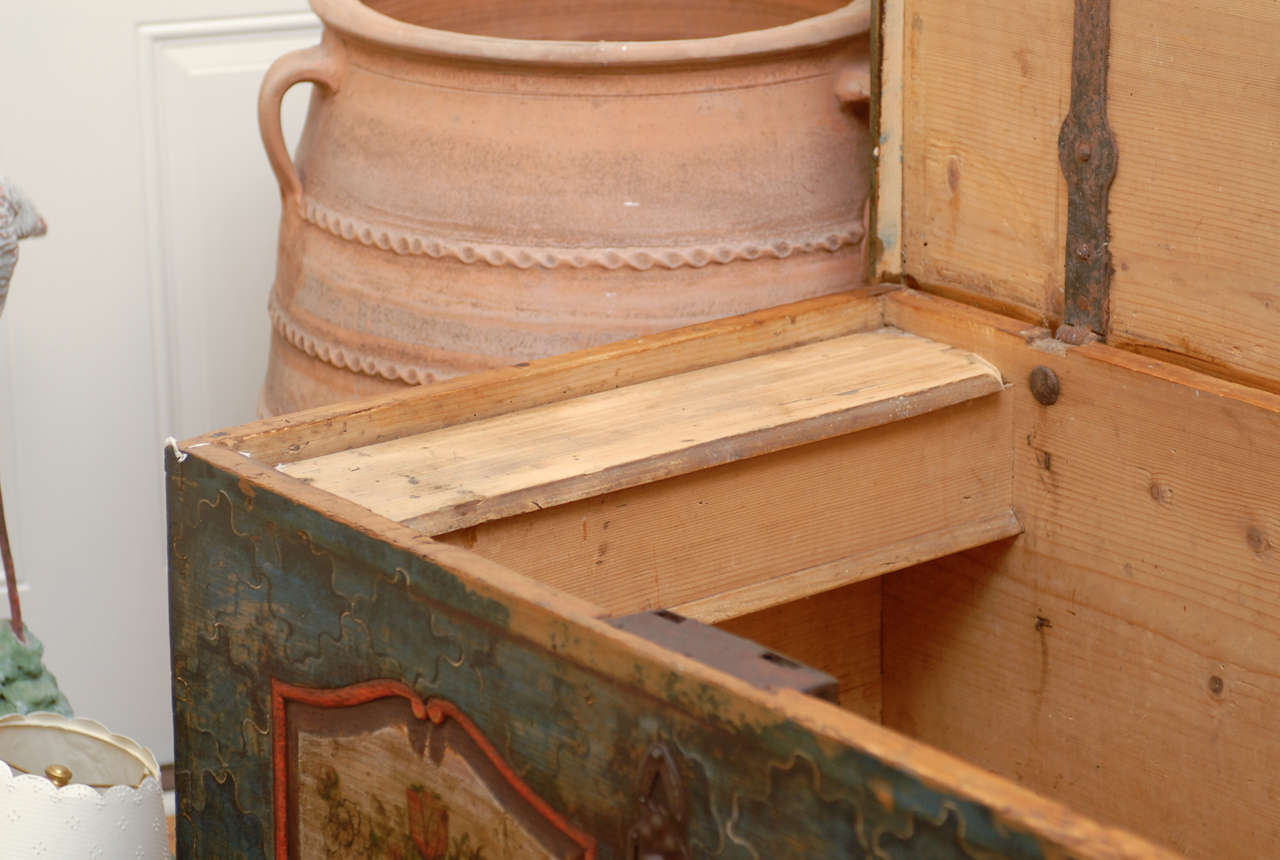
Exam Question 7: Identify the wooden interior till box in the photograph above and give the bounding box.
[279,324,1014,625]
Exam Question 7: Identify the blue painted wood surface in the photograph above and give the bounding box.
[168,448,1054,858]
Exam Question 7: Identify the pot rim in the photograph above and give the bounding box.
[311,0,870,66]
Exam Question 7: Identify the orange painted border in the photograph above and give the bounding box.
[270,678,597,859]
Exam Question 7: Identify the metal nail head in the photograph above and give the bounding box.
[1030,366,1061,406]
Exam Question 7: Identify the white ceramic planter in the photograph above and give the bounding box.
[0,712,168,858]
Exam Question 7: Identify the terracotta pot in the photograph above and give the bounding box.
[259,0,873,415]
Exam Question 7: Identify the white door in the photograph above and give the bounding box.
[0,0,320,763]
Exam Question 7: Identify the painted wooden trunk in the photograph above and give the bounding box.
[173,282,1256,859]
[171,0,1280,855]
[169,412,1078,859]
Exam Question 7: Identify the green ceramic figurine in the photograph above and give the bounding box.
[0,623,71,716]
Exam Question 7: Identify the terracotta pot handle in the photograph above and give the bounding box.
[258,36,345,203]
[834,59,872,104]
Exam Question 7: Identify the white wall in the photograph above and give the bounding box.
[0,1,319,763]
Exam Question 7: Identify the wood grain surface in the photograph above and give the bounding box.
[1105,0,1280,390]
[280,328,1003,535]
[435,393,1012,619]
[901,0,1071,320]
[715,579,884,722]
[672,511,1021,623]
[898,0,1280,388]
[214,288,890,464]
[883,289,1280,859]
[172,358,1179,859]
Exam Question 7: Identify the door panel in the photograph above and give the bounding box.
[141,15,319,440]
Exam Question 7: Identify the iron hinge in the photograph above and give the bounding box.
[1057,0,1118,342]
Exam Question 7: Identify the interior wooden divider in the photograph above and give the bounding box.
[673,510,1018,623]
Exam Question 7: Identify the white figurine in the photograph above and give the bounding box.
[0,178,48,317]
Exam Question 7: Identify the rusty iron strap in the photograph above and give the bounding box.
[1058,0,1118,340]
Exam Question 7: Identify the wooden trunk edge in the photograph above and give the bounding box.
[886,287,1280,414]
[188,285,897,464]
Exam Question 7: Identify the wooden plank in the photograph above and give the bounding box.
[280,328,1004,534]
[872,0,905,280]
[435,393,1013,619]
[196,287,890,464]
[898,0,1280,386]
[715,578,884,722]
[883,288,1280,859]
[900,0,1071,320]
[1105,1,1280,389]
[673,510,1021,623]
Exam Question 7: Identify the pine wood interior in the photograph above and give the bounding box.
[725,290,1280,860]
[893,0,1280,392]
[869,0,1280,851]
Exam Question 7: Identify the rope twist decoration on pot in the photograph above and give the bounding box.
[301,198,864,272]
[268,296,442,385]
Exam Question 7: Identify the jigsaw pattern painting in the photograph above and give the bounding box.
[169,449,1058,859]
